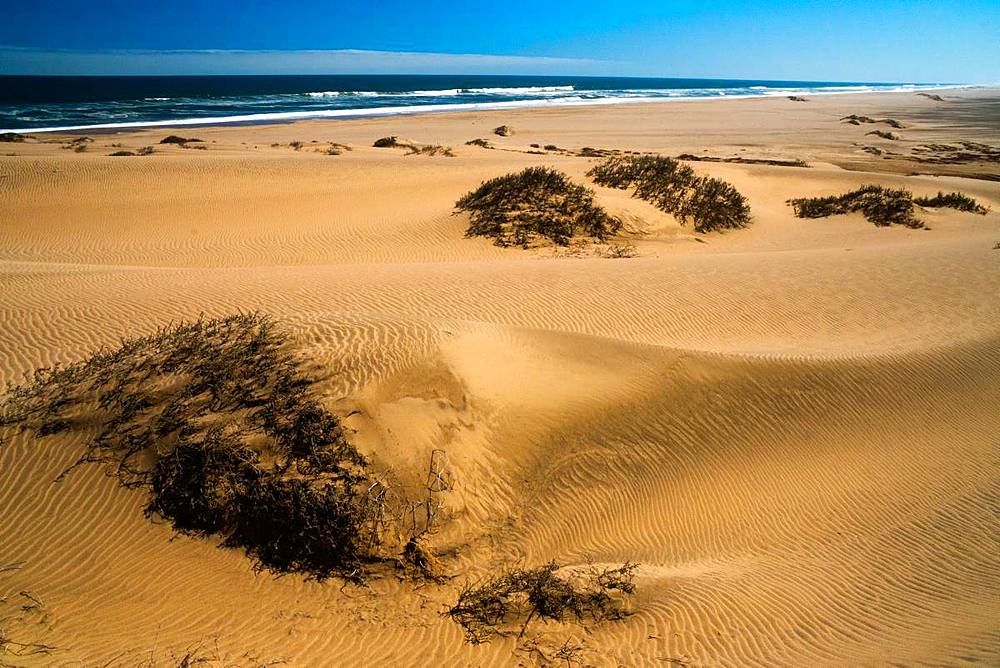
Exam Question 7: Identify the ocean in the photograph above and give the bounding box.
[0,74,960,133]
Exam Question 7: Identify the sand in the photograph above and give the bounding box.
[1,88,998,666]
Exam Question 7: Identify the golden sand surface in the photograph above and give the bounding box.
[1,88,998,666]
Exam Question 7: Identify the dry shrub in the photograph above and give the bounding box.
[588,155,751,233]
[0,314,376,579]
[866,130,900,140]
[160,135,203,144]
[456,167,621,247]
[601,242,638,259]
[493,125,515,137]
[0,132,26,143]
[449,562,637,642]
[913,191,989,214]
[374,136,453,156]
[788,185,923,227]
[787,186,990,226]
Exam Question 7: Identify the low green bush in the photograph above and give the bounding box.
[456,167,621,247]
[588,155,751,232]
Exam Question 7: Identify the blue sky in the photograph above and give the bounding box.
[1,1,997,82]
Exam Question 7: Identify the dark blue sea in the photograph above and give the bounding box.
[0,74,958,133]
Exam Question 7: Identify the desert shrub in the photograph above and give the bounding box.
[449,562,637,642]
[866,130,900,140]
[230,473,368,576]
[676,154,807,168]
[601,242,638,259]
[148,429,261,534]
[406,144,454,157]
[465,138,492,148]
[111,146,154,157]
[493,125,514,137]
[0,313,377,579]
[842,115,877,125]
[160,135,203,144]
[788,96,808,102]
[787,185,923,227]
[913,191,989,214]
[456,167,621,247]
[588,155,751,233]
[677,177,752,232]
[544,144,559,151]
[374,136,453,156]
[0,132,25,143]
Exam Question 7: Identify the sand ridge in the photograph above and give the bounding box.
[1,87,999,666]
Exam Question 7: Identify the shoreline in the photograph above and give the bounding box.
[3,83,986,135]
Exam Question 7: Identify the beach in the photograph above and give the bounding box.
[1,86,998,666]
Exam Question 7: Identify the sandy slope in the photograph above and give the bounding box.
[1,88,999,666]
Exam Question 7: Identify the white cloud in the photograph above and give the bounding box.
[0,46,606,76]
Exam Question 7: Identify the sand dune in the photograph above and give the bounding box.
[1,88,999,666]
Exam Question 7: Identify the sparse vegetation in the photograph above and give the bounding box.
[62,137,92,151]
[0,132,26,143]
[0,314,440,580]
[788,96,808,102]
[909,142,1000,165]
[676,153,808,168]
[789,185,989,227]
[465,138,492,148]
[449,562,637,643]
[788,185,923,227]
[601,242,638,259]
[456,167,621,247]
[544,144,559,151]
[373,136,454,156]
[160,135,203,145]
[914,191,989,214]
[407,144,454,156]
[493,125,515,137]
[866,130,900,141]
[842,115,905,129]
[109,146,154,157]
[588,155,751,233]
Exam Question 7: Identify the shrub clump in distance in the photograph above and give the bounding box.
[449,561,637,643]
[0,313,375,579]
[913,191,989,214]
[788,185,921,227]
[588,155,751,233]
[787,185,987,227]
[160,135,203,144]
[456,167,622,247]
